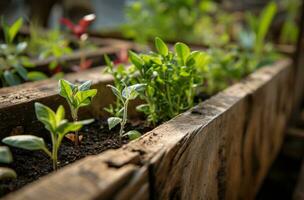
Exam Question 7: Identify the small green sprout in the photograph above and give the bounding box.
[107,83,146,142]
[0,146,17,180]
[2,103,94,170]
[59,79,97,145]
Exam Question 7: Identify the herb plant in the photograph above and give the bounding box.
[105,37,210,125]
[0,18,45,86]
[2,103,93,170]
[59,79,97,145]
[0,146,17,180]
[107,83,145,141]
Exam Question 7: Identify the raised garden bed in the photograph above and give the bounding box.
[0,58,296,199]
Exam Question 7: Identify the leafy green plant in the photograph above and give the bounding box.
[2,103,93,170]
[105,37,210,125]
[107,83,145,141]
[239,2,277,59]
[59,79,97,145]
[0,146,17,180]
[0,18,45,87]
[28,26,72,71]
[122,0,235,46]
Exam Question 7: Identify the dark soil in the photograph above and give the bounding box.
[0,118,151,197]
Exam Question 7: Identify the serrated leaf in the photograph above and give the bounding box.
[0,146,13,164]
[2,135,46,151]
[108,117,122,130]
[0,167,17,180]
[155,37,168,56]
[123,130,141,140]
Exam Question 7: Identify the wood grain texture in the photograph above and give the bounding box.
[1,59,296,200]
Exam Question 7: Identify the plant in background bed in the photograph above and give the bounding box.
[60,14,96,71]
[0,18,46,87]
[107,83,145,142]
[0,146,16,180]
[59,79,97,145]
[238,2,278,67]
[28,25,72,76]
[2,103,94,170]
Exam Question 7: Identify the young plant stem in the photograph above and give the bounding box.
[71,107,79,145]
[119,99,129,143]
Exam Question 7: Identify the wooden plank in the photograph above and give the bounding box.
[294,160,304,200]
[1,59,295,200]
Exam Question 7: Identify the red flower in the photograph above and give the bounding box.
[60,14,96,38]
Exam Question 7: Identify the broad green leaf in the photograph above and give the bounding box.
[35,102,57,132]
[0,146,13,164]
[123,130,141,140]
[0,167,17,180]
[175,42,190,65]
[108,117,122,130]
[13,63,28,80]
[8,18,23,43]
[75,89,97,107]
[122,84,146,100]
[129,51,144,69]
[78,80,92,91]
[27,71,48,81]
[4,70,21,86]
[55,105,65,124]
[2,135,46,151]
[56,122,82,136]
[58,79,75,103]
[155,37,168,56]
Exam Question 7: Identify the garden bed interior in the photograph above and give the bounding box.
[0,57,297,199]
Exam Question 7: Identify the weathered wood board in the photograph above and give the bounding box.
[1,59,296,200]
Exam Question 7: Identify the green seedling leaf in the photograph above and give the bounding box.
[129,51,144,69]
[27,71,48,81]
[155,37,168,56]
[0,167,17,180]
[175,42,190,65]
[108,117,122,130]
[55,105,65,123]
[35,102,57,133]
[58,79,75,102]
[123,130,141,140]
[13,63,28,80]
[122,83,146,100]
[104,54,113,68]
[75,89,97,107]
[79,80,92,91]
[0,146,13,164]
[136,104,149,113]
[2,135,46,151]
[3,70,21,86]
[8,18,23,43]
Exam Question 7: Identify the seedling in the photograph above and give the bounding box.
[2,103,93,170]
[107,83,145,142]
[0,18,45,86]
[59,79,97,145]
[0,146,17,180]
